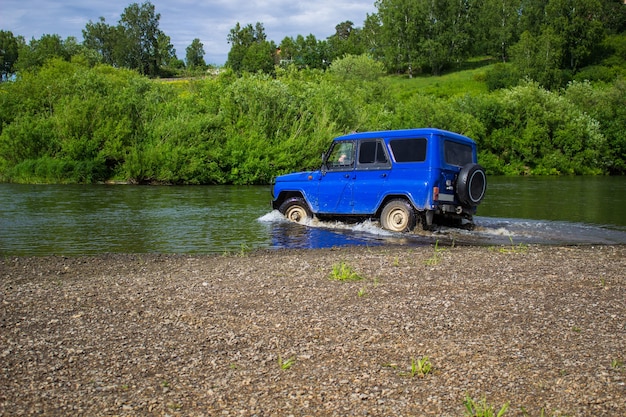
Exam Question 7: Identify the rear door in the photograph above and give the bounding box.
[387,137,432,209]
[437,138,476,204]
[351,139,391,214]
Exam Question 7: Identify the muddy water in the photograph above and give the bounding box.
[1,177,625,256]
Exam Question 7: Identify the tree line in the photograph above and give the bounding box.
[2,1,625,88]
[1,2,204,79]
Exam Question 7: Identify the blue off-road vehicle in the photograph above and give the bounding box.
[271,128,486,232]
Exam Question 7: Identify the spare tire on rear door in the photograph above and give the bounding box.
[456,163,487,206]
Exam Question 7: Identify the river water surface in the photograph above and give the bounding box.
[1,176,625,256]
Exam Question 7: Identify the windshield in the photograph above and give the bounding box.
[325,141,355,170]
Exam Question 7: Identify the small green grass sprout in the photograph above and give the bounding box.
[498,236,528,254]
[329,261,363,281]
[278,354,296,370]
[424,240,446,266]
[464,394,509,417]
[400,356,433,378]
[410,356,432,377]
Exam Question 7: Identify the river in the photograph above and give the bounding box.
[1,176,625,256]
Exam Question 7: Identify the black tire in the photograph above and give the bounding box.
[456,163,487,206]
[278,197,312,224]
[380,199,416,232]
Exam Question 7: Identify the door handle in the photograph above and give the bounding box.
[381,173,387,178]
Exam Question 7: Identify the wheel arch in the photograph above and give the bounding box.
[375,194,418,218]
[272,190,306,210]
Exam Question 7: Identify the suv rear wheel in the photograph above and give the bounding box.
[380,199,416,232]
[279,197,312,224]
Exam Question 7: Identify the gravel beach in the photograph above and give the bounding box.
[1,245,625,416]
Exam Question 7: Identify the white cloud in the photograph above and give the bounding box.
[0,0,377,65]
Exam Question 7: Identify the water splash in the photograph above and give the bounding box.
[260,211,626,249]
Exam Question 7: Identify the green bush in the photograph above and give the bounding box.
[329,54,386,82]
[3,156,107,183]
[574,65,621,83]
[0,59,623,183]
[460,81,608,175]
[485,63,521,91]
[0,60,151,183]
[563,79,626,174]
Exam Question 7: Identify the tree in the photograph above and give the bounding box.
[361,13,382,60]
[82,1,175,77]
[374,0,473,76]
[601,0,626,35]
[510,0,606,88]
[14,34,72,72]
[511,28,565,89]
[185,38,206,70]
[83,17,120,65]
[477,0,521,62]
[242,41,276,73]
[0,30,19,81]
[375,0,422,75]
[298,34,328,69]
[157,32,177,68]
[519,0,547,36]
[420,0,473,74]
[327,21,366,61]
[119,1,166,76]
[278,34,328,69]
[277,36,296,66]
[226,22,276,74]
[544,0,605,71]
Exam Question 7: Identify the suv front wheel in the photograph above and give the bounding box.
[279,197,312,224]
[380,199,416,232]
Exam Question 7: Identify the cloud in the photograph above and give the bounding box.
[0,0,377,65]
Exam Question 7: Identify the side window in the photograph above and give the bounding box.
[389,138,427,162]
[444,140,473,166]
[326,141,355,170]
[358,140,390,168]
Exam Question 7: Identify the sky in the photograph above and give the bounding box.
[1,0,378,65]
